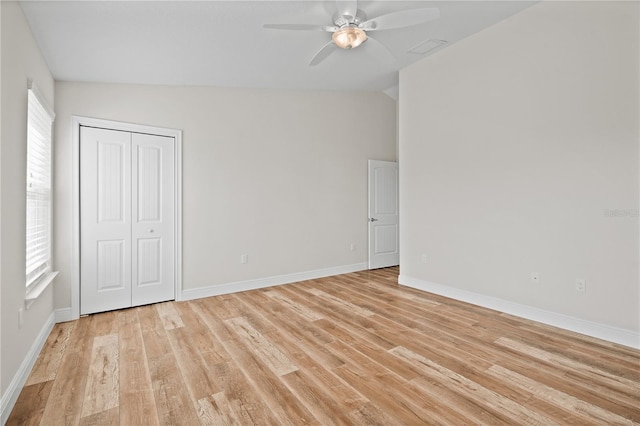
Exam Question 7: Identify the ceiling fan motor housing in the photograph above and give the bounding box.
[333,9,368,28]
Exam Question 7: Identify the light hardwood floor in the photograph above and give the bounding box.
[8,267,640,425]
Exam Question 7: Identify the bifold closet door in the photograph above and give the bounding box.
[131,132,175,307]
[80,126,175,315]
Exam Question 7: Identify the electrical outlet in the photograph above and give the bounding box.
[18,308,24,329]
[576,279,586,293]
[531,272,540,284]
[350,243,356,252]
[421,254,428,264]
[240,254,248,264]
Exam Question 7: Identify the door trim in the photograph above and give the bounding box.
[71,116,183,320]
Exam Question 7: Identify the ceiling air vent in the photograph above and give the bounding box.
[408,39,447,55]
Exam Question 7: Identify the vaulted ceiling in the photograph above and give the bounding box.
[20,1,536,95]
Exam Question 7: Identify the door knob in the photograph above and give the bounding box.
[148,228,154,233]
[369,218,378,222]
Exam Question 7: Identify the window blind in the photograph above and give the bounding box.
[26,87,54,287]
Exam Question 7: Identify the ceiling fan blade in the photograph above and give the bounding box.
[364,36,396,64]
[263,23,337,32]
[309,41,338,66]
[362,8,440,31]
[336,0,358,18]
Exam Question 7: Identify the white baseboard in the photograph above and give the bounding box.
[55,308,73,323]
[1,312,55,424]
[181,262,369,301]
[399,275,640,350]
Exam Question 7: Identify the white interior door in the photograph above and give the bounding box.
[368,160,399,269]
[131,132,175,306]
[80,126,175,315]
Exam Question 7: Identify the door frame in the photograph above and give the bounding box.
[70,116,183,320]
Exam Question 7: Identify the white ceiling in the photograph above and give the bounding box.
[19,1,536,94]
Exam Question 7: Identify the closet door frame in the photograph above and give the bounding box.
[70,116,183,321]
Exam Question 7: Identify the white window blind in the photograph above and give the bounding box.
[26,84,54,288]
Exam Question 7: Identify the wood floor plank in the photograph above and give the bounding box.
[496,337,639,393]
[323,339,457,424]
[200,361,279,425]
[119,309,159,426]
[193,298,311,425]
[409,374,512,425]
[141,303,200,425]
[347,402,405,426]
[265,287,338,346]
[196,391,243,425]
[306,287,375,317]
[264,289,324,322]
[138,304,174,359]
[390,345,560,425]
[79,407,119,426]
[279,370,355,426]
[38,316,96,425]
[147,353,201,425]
[330,276,478,331]
[170,301,229,362]
[238,291,368,409]
[8,267,640,425]
[298,294,398,350]
[405,310,628,410]
[333,364,441,424]
[166,304,232,404]
[81,334,120,418]
[488,364,636,425]
[225,316,299,377]
[155,301,185,330]
[189,298,236,342]
[170,344,224,402]
[5,380,54,426]
[492,342,640,415]
[236,292,369,420]
[220,334,318,425]
[25,321,75,385]
[93,310,124,337]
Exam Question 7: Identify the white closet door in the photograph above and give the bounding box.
[80,127,133,314]
[368,160,399,269]
[131,132,175,306]
[80,127,175,315]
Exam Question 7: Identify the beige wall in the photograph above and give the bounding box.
[1,2,56,395]
[54,83,397,309]
[0,0,3,396]
[399,1,639,333]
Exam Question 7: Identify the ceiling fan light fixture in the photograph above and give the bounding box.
[332,26,367,49]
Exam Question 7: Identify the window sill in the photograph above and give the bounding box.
[25,271,59,309]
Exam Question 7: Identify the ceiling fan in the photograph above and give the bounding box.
[264,0,440,66]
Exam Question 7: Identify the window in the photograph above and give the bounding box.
[26,82,55,290]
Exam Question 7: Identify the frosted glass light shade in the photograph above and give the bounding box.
[332,26,367,49]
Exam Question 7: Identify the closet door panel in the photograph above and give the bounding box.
[131,132,175,306]
[80,126,132,314]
